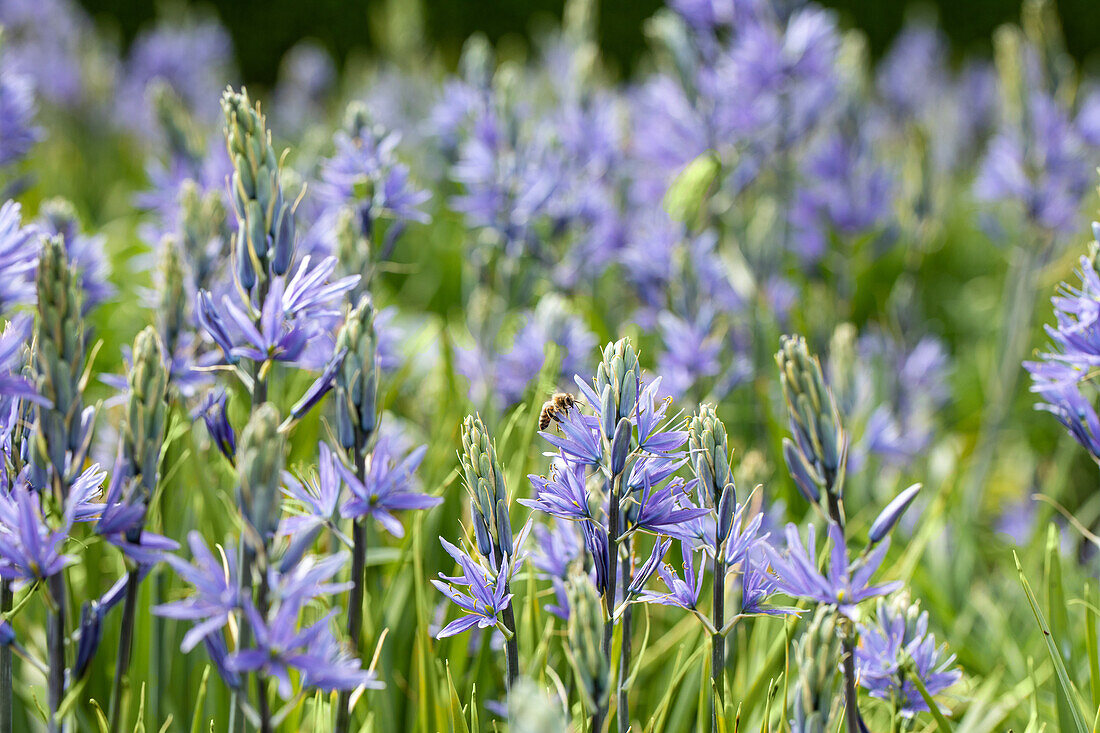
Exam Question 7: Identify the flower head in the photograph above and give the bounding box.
[337,434,439,536]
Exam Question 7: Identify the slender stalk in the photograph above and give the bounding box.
[617,537,633,733]
[255,574,272,733]
[336,443,368,733]
[0,582,11,733]
[47,573,66,733]
[229,542,254,733]
[710,554,726,733]
[108,569,142,730]
[840,623,861,733]
[500,590,519,689]
[602,474,623,662]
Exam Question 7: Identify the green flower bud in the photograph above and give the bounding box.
[460,414,512,560]
[236,403,286,550]
[596,339,641,431]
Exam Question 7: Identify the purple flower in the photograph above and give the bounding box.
[0,487,74,588]
[624,536,672,598]
[764,522,901,618]
[96,459,179,565]
[539,409,603,467]
[337,434,439,536]
[195,389,236,462]
[521,461,591,521]
[1026,253,1100,460]
[230,605,378,699]
[0,0,90,107]
[791,130,893,261]
[272,41,336,137]
[530,520,583,618]
[631,477,710,540]
[319,119,431,229]
[37,200,114,310]
[0,316,38,406]
[856,598,961,716]
[0,201,38,314]
[154,531,242,652]
[433,532,526,638]
[280,442,344,537]
[640,541,705,612]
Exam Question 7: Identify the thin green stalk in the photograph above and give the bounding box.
[255,574,272,733]
[711,555,726,733]
[1,582,11,733]
[108,569,142,730]
[618,537,633,733]
[47,573,66,733]
[500,585,519,690]
[841,623,861,733]
[336,443,368,733]
[602,473,623,663]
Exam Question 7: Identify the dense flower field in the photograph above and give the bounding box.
[1,0,1100,730]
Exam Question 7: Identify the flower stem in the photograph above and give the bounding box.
[711,554,726,733]
[1,582,11,733]
[617,536,633,733]
[336,444,368,733]
[501,588,519,690]
[841,621,861,733]
[47,573,66,733]
[108,569,141,731]
[602,473,623,664]
[255,574,272,733]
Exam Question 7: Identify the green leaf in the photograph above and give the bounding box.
[663,152,720,228]
[190,665,210,733]
[1015,551,1090,733]
[908,665,955,733]
[90,698,110,733]
[1047,524,1076,732]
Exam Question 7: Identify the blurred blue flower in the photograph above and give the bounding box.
[0,201,37,314]
[856,597,961,716]
[0,61,39,168]
[0,487,74,589]
[976,92,1092,235]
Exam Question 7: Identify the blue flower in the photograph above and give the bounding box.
[337,434,439,536]
[154,531,242,653]
[521,461,591,521]
[0,487,74,589]
[0,61,39,168]
[640,541,705,612]
[280,442,346,540]
[764,522,900,619]
[630,477,710,540]
[433,529,527,638]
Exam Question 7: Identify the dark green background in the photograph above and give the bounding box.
[78,0,1100,86]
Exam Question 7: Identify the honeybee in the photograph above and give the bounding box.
[539,393,576,430]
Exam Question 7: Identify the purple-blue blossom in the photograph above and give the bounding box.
[336,434,439,537]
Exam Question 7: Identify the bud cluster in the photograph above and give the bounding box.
[791,607,843,733]
[776,335,845,508]
[333,296,379,451]
[222,87,295,290]
[595,338,640,441]
[236,403,286,551]
[123,327,168,503]
[565,572,609,718]
[460,414,512,559]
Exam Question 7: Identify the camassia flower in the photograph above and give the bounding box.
[856,595,961,716]
[433,524,530,638]
[154,531,242,653]
[336,434,439,537]
[764,522,900,618]
[0,487,73,588]
[640,541,706,615]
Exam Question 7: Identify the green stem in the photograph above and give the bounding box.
[1,582,11,733]
[617,536,633,733]
[841,621,861,733]
[711,554,726,733]
[108,569,141,730]
[602,473,622,664]
[336,443,368,733]
[47,573,66,733]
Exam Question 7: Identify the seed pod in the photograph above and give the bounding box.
[868,483,921,544]
[610,417,632,476]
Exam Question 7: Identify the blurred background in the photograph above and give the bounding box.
[75,0,1100,86]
